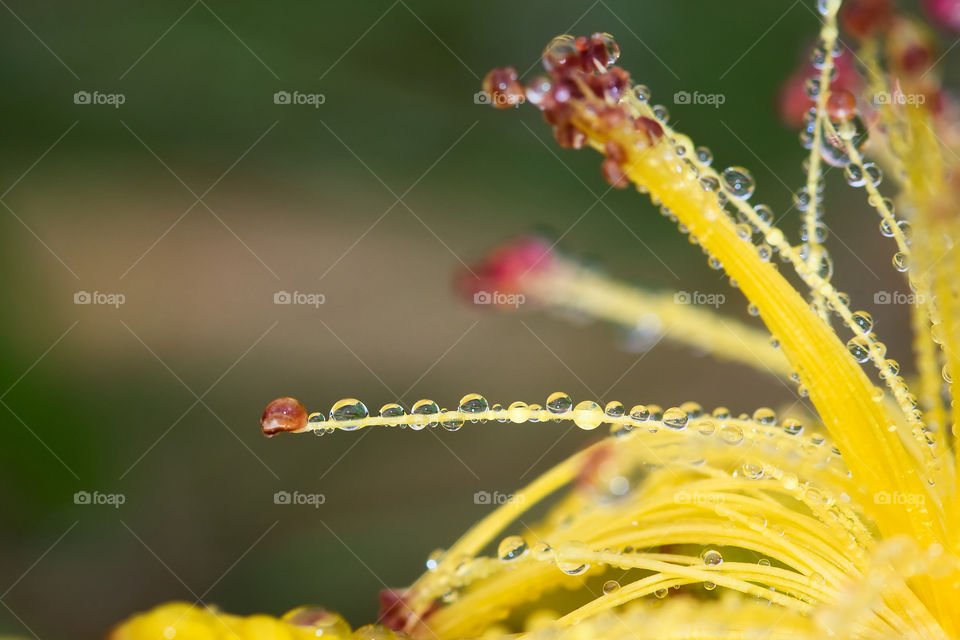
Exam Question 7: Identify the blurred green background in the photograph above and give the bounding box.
[0,1,927,638]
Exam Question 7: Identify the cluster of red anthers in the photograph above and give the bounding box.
[483,33,664,190]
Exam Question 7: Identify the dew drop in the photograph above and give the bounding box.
[719,424,744,445]
[752,407,777,425]
[410,399,440,429]
[458,393,489,414]
[782,418,804,436]
[654,587,668,598]
[604,400,625,417]
[602,580,620,595]
[695,147,713,165]
[662,407,689,430]
[498,535,529,561]
[508,401,529,423]
[629,404,650,422]
[701,549,723,566]
[379,403,405,420]
[546,391,573,415]
[847,337,870,363]
[556,541,590,575]
[851,310,873,332]
[330,398,369,427]
[721,167,755,199]
[573,401,604,430]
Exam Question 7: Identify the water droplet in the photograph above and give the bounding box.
[458,393,489,414]
[864,162,882,186]
[542,35,578,72]
[532,541,554,561]
[426,549,444,571]
[652,104,670,122]
[633,84,651,103]
[307,412,326,425]
[441,412,464,432]
[556,541,590,575]
[662,407,689,430]
[604,401,625,417]
[546,391,573,415]
[498,535,529,561]
[508,401,529,423]
[703,581,717,591]
[590,32,620,69]
[695,147,713,165]
[330,398,369,427]
[782,418,804,435]
[654,587,668,598]
[844,164,864,187]
[719,424,744,445]
[847,337,870,363]
[602,580,620,595]
[721,167,755,199]
[851,310,873,332]
[379,403,405,420]
[742,461,764,480]
[758,558,771,566]
[752,407,777,425]
[573,401,604,430]
[491,403,506,422]
[410,399,440,429]
[629,404,650,422]
[892,251,909,272]
[701,549,723,566]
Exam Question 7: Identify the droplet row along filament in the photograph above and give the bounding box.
[800,0,842,321]
[621,92,939,486]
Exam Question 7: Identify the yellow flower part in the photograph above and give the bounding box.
[114,1,960,638]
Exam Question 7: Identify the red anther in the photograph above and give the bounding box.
[588,67,631,104]
[598,105,628,129]
[924,0,960,31]
[260,397,307,436]
[457,236,556,305]
[601,157,629,189]
[554,123,586,149]
[840,0,893,38]
[826,89,858,121]
[377,589,439,632]
[576,443,615,490]
[900,44,932,74]
[605,140,627,164]
[482,67,525,109]
[634,116,664,146]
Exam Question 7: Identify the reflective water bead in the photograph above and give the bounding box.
[410,399,440,429]
[556,541,590,575]
[851,310,873,332]
[712,406,731,419]
[492,403,507,422]
[844,164,865,187]
[591,32,620,69]
[458,393,489,414]
[793,187,811,212]
[753,204,773,224]
[379,403,405,420]
[782,418,804,436]
[629,404,649,422]
[863,162,882,186]
[654,587,668,598]
[633,84,651,103]
[846,337,870,363]
[604,400,625,417]
[498,535,529,561]
[892,252,909,272]
[546,391,573,415]
[695,146,713,165]
[602,580,620,595]
[532,541,554,561]
[573,400,604,430]
[441,412,464,432]
[508,401,529,423]
[752,407,777,425]
[330,398,369,424]
[742,461,765,480]
[652,104,670,121]
[542,35,578,72]
[679,401,703,418]
[662,407,689,430]
[426,549,444,571]
[721,167,756,199]
[701,549,723,566]
[719,424,744,445]
[307,412,326,425]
